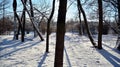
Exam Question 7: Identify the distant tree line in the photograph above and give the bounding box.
[66,20,117,35]
[0,17,13,35]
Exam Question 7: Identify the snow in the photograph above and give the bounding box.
[0,32,120,67]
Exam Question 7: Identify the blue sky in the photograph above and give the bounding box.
[31,0,78,21]
[3,0,78,21]
[2,0,116,22]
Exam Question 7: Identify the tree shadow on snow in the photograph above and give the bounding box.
[0,41,41,58]
[0,37,33,51]
[103,44,120,54]
[0,39,16,45]
[98,48,120,66]
[0,40,23,51]
[64,47,72,67]
[38,52,48,67]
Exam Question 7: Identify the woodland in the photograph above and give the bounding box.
[0,0,120,67]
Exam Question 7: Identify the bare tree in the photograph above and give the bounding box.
[46,0,55,52]
[13,0,17,39]
[76,0,83,35]
[29,0,37,37]
[13,0,44,41]
[54,0,67,66]
[76,0,96,47]
[21,0,44,41]
[13,0,27,42]
[21,0,27,42]
[98,0,103,49]
[13,0,24,41]
[29,0,38,37]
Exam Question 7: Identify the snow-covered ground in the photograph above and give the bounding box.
[0,32,120,67]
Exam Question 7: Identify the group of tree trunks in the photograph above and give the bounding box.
[13,0,44,42]
[46,0,55,52]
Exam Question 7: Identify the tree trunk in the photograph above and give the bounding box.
[77,0,96,46]
[13,14,17,40]
[46,0,55,53]
[13,0,18,40]
[16,24,21,40]
[29,0,37,37]
[21,0,27,42]
[13,0,17,39]
[98,0,103,49]
[54,0,67,67]
[77,1,82,35]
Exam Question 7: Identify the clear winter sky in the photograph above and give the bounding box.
[2,0,115,22]
[2,0,80,20]
[3,0,79,21]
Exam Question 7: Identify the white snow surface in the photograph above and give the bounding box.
[0,32,120,67]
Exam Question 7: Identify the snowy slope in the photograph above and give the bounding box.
[0,32,120,67]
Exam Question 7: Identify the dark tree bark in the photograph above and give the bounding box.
[77,1,83,35]
[29,0,34,23]
[29,0,37,37]
[16,24,20,40]
[21,0,27,42]
[46,0,55,53]
[98,0,103,49]
[54,0,67,67]
[13,0,17,39]
[77,0,96,47]
[13,13,17,40]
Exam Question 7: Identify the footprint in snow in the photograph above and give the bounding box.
[84,64,87,67]
[96,60,100,63]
